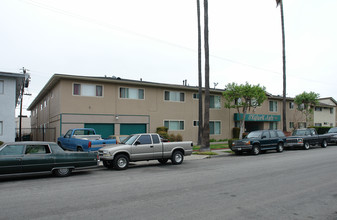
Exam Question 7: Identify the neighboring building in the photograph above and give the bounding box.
[313,98,337,127]
[0,71,25,143]
[15,116,31,140]
[27,74,335,143]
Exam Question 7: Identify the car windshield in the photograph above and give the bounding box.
[121,135,139,145]
[328,127,337,133]
[292,130,309,136]
[246,131,262,139]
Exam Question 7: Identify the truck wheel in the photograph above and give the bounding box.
[53,168,72,177]
[276,142,284,152]
[77,147,83,152]
[171,151,184,165]
[158,158,169,164]
[303,142,310,150]
[321,140,328,148]
[113,154,129,170]
[251,145,260,155]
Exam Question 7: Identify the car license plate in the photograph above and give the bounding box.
[238,148,242,151]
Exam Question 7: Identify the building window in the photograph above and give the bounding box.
[315,107,322,111]
[44,100,47,108]
[40,104,43,111]
[0,80,4,94]
[330,108,334,114]
[193,121,199,127]
[298,122,306,128]
[269,122,278,130]
[0,121,3,135]
[120,88,144,99]
[164,91,184,102]
[269,101,278,112]
[73,83,103,97]
[289,102,294,109]
[210,121,221,135]
[289,122,294,129]
[315,123,322,127]
[164,120,184,131]
[193,93,199,99]
[210,95,221,109]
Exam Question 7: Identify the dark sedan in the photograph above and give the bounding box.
[0,142,99,177]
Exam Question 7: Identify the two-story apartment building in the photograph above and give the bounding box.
[0,71,25,143]
[27,74,335,143]
[313,98,337,127]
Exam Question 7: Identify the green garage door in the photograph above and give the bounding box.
[120,124,147,135]
[84,123,115,139]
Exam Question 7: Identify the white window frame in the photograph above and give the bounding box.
[72,83,103,97]
[193,120,199,127]
[210,95,221,109]
[192,93,199,100]
[164,120,185,131]
[119,87,144,100]
[164,91,185,102]
[269,101,278,112]
[289,122,294,129]
[0,121,3,136]
[289,102,294,109]
[0,80,4,94]
[210,121,221,135]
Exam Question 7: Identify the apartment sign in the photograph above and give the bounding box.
[234,113,281,122]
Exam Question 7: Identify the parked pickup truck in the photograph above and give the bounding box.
[285,128,331,150]
[98,133,193,170]
[57,128,116,152]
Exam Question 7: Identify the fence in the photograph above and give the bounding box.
[15,128,56,142]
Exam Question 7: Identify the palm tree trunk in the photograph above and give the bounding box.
[280,0,287,132]
[201,0,210,151]
[197,0,203,146]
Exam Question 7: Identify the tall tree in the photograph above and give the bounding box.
[196,0,203,146]
[276,0,287,132]
[294,91,319,127]
[200,0,210,151]
[223,82,267,139]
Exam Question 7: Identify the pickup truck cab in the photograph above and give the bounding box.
[57,128,116,152]
[98,133,193,170]
[285,128,329,150]
[230,130,286,155]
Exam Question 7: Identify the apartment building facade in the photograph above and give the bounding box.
[28,74,335,143]
[0,72,25,143]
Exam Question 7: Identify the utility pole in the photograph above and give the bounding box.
[19,67,30,141]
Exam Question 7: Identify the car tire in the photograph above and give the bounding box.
[77,147,83,152]
[171,151,184,165]
[251,145,260,155]
[276,142,284,152]
[113,154,129,170]
[321,139,328,148]
[303,142,310,150]
[53,168,72,177]
[158,158,169,164]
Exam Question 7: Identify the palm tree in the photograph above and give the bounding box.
[196,0,203,146]
[277,0,287,132]
[201,0,210,151]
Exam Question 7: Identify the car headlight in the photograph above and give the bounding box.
[297,138,303,143]
[243,141,251,145]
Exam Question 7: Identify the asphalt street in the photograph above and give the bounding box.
[1,146,337,220]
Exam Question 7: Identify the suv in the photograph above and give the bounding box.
[231,130,286,155]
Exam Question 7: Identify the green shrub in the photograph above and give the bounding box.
[156,127,168,133]
[0,141,3,146]
[176,134,183,142]
[232,127,240,139]
[310,126,331,134]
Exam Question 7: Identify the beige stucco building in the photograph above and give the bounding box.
[27,74,336,143]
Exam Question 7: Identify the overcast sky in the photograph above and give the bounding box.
[1,0,336,116]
